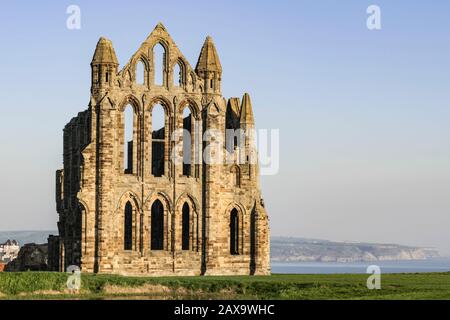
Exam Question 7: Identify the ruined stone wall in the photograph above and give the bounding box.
[47,235,60,272]
[54,23,270,276]
[55,110,91,270]
[5,243,48,272]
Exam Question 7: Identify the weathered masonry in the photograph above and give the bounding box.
[50,23,270,276]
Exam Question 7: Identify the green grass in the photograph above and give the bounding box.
[1,272,450,300]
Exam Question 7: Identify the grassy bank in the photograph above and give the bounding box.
[1,272,450,300]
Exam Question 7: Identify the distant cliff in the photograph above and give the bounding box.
[271,237,441,262]
[0,232,441,263]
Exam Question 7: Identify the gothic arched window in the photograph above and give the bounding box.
[124,105,134,174]
[153,43,165,86]
[174,62,182,87]
[182,203,190,250]
[231,166,241,187]
[124,201,133,250]
[230,208,239,255]
[182,107,192,176]
[151,104,165,177]
[151,200,164,250]
[136,59,145,85]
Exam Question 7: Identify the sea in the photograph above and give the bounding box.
[271,258,450,274]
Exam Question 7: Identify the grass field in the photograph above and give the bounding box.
[1,272,450,300]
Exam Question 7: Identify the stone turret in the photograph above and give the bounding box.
[195,36,222,94]
[91,37,119,93]
[240,93,257,174]
[240,93,254,128]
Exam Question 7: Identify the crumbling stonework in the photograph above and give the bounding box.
[5,243,48,272]
[52,23,270,276]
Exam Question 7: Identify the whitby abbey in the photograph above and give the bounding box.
[49,23,270,276]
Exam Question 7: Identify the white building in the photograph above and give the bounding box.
[0,240,20,263]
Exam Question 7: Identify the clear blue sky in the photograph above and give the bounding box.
[1,1,449,254]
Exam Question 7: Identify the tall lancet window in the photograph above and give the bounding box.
[124,105,134,174]
[174,62,182,87]
[230,208,239,255]
[136,60,145,85]
[151,104,165,177]
[153,43,165,86]
[182,107,192,177]
[182,203,190,250]
[124,201,133,250]
[151,200,164,250]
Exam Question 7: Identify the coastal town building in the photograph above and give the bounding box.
[0,240,19,264]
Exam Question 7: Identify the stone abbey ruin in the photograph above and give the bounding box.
[49,23,270,276]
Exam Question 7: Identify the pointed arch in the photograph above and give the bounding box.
[123,104,134,174]
[124,201,133,250]
[118,95,141,113]
[118,95,141,175]
[182,203,190,250]
[147,97,171,177]
[153,42,166,86]
[230,208,239,255]
[173,63,181,86]
[145,192,173,252]
[151,199,164,250]
[178,98,200,120]
[147,95,172,115]
[175,193,200,252]
[182,106,192,176]
[173,62,182,87]
[135,57,148,86]
[177,99,200,178]
[175,192,199,211]
[115,190,142,213]
[144,191,172,212]
[230,165,241,187]
[225,203,245,255]
[151,103,166,177]
[114,192,141,252]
